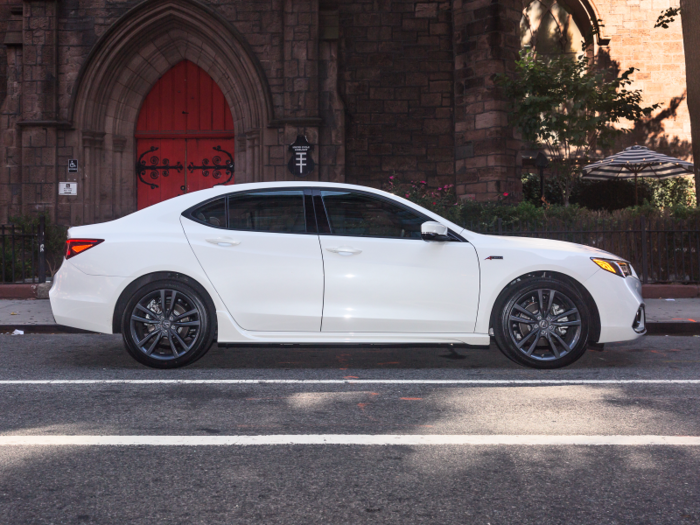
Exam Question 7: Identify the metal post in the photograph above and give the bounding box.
[535,152,549,203]
[497,217,503,235]
[640,215,648,284]
[38,215,46,284]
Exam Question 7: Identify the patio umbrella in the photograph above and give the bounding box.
[581,145,694,205]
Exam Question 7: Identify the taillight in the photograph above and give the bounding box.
[65,239,104,259]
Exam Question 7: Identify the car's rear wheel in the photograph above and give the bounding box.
[121,280,215,369]
[493,277,591,369]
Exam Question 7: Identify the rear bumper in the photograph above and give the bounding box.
[585,271,645,343]
[49,260,127,334]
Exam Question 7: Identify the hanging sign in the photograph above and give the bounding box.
[287,135,315,177]
[58,182,78,195]
[68,159,78,172]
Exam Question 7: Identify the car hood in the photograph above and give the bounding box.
[465,232,624,260]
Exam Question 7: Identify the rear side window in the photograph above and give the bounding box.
[193,198,226,228]
[228,190,306,233]
[321,190,424,239]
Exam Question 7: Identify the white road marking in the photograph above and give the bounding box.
[1,435,700,446]
[0,379,698,385]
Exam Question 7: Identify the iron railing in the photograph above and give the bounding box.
[1,216,46,284]
[470,216,700,284]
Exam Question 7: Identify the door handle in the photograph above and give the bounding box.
[326,246,362,256]
[205,238,241,247]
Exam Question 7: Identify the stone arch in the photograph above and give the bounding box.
[69,0,274,222]
[520,0,609,56]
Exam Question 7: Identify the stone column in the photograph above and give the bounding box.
[17,0,61,217]
[280,0,321,181]
[452,0,522,201]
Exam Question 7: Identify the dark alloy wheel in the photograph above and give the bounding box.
[121,280,215,369]
[493,277,591,369]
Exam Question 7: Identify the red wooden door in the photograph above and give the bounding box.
[136,60,235,209]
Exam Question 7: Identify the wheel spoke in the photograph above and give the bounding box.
[552,320,581,327]
[136,330,159,347]
[537,290,545,315]
[525,332,540,356]
[160,289,166,313]
[551,331,572,354]
[509,315,535,324]
[553,308,578,321]
[168,335,179,357]
[513,304,537,320]
[174,309,198,321]
[545,332,561,358]
[145,332,163,355]
[167,290,178,317]
[172,330,193,352]
[174,320,200,327]
[131,315,158,324]
[516,328,539,349]
[546,290,556,317]
[136,303,160,319]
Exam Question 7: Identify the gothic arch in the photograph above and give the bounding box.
[69,0,274,220]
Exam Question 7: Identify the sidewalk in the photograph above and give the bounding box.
[0,297,698,326]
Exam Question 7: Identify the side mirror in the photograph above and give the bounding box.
[421,221,450,242]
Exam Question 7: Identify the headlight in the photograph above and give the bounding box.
[591,257,634,277]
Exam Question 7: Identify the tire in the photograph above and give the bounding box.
[120,279,216,369]
[492,277,590,369]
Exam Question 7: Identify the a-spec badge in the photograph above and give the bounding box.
[485,256,504,260]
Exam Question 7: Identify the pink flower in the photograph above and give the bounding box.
[389,176,394,180]
[503,192,509,197]
[405,193,410,198]
[420,180,426,184]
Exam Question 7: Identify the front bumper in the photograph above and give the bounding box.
[584,270,645,343]
[49,260,127,334]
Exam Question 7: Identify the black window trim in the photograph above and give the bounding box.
[182,188,317,235]
[314,188,465,242]
[181,186,466,241]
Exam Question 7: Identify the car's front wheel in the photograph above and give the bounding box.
[493,277,591,369]
[121,280,216,369]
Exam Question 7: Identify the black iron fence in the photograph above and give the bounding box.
[1,216,46,284]
[471,217,700,284]
[1,215,698,284]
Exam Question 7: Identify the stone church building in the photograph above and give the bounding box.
[0,0,690,225]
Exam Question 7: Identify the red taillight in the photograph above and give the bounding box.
[65,239,104,259]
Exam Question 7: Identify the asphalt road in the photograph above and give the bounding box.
[1,334,700,524]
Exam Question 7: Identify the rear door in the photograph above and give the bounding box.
[181,189,324,332]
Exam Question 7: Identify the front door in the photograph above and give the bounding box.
[181,190,324,332]
[136,60,235,209]
[317,190,480,333]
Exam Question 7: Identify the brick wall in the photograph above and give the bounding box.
[595,0,691,159]
[338,0,455,190]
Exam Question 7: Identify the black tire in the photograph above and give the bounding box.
[121,279,216,369]
[492,277,590,369]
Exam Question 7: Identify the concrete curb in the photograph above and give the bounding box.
[0,283,51,299]
[643,284,700,299]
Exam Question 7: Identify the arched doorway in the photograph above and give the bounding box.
[135,60,235,209]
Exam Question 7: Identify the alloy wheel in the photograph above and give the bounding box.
[129,289,202,361]
[506,288,582,361]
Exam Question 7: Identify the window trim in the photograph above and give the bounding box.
[181,187,466,241]
[315,188,464,242]
[182,188,316,235]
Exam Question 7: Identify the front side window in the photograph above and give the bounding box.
[321,191,424,239]
[228,190,306,233]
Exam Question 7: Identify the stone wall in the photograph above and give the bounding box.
[594,0,690,159]
[338,0,456,190]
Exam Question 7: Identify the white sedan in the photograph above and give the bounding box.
[50,182,646,369]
